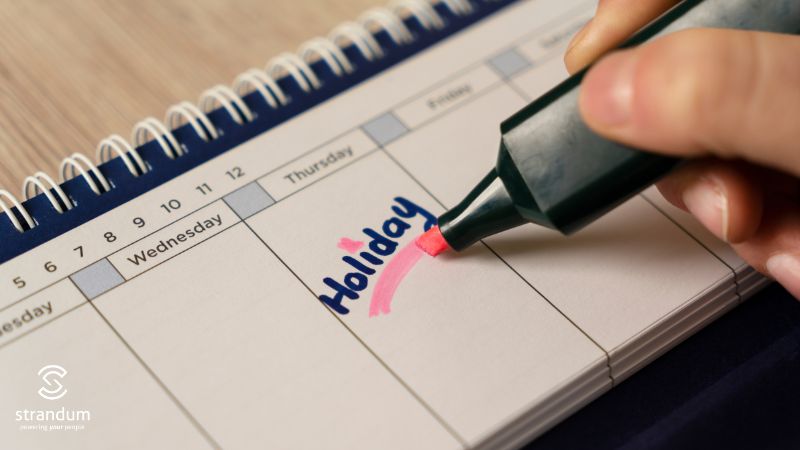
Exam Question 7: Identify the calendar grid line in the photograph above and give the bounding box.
[490,58,536,103]
[486,66,615,382]
[238,220,470,448]
[70,277,222,450]
[490,57,740,375]
[1,24,737,389]
[0,2,758,447]
[1,10,573,307]
[75,222,242,300]
[641,195,742,302]
[1,4,707,400]
[377,145,613,368]
[0,301,88,352]
[0,66,518,311]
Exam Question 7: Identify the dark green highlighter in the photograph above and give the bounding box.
[437,0,800,251]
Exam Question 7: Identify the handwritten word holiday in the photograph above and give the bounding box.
[319,197,436,315]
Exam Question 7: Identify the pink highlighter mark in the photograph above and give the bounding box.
[369,241,425,317]
[368,227,449,318]
[337,237,365,253]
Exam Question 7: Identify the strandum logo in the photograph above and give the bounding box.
[16,365,91,432]
[38,365,67,400]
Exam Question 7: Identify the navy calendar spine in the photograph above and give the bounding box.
[0,0,516,264]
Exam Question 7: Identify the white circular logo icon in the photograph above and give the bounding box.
[38,365,68,400]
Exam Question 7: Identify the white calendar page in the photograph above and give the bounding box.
[0,1,757,448]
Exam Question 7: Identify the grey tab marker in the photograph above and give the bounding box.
[488,49,532,78]
[71,259,125,300]
[223,182,276,219]
[362,112,409,146]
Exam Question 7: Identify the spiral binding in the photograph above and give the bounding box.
[166,102,219,143]
[97,134,149,176]
[23,172,73,213]
[0,0,479,234]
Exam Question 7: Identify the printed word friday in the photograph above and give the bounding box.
[319,197,436,315]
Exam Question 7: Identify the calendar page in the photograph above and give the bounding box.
[0,1,761,448]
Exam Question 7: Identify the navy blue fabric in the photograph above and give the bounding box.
[526,284,800,450]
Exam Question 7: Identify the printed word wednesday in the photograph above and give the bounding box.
[319,197,436,315]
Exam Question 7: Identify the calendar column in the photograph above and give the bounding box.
[91,209,458,449]
[0,280,207,449]
[382,37,737,382]
[245,146,609,445]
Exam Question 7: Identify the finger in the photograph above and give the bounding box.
[580,29,800,177]
[564,0,680,73]
[732,196,800,300]
[656,159,763,243]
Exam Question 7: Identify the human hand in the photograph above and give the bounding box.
[565,1,800,299]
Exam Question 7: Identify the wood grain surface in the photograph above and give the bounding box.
[0,0,378,190]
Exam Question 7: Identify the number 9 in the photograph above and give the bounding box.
[133,217,145,228]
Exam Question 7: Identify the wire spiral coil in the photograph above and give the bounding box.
[1,0,479,234]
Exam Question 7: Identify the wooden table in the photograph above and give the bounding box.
[0,0,377,189]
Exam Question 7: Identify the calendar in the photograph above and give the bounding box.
[0,0,767,448]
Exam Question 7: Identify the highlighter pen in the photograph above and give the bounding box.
[426,0,800,254]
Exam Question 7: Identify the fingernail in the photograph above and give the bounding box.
[767,254,800,299]
[566,20,592,55]
[682,177,730,241]
[581,51,637,126]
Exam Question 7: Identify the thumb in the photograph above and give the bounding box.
[579,29,800,177]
